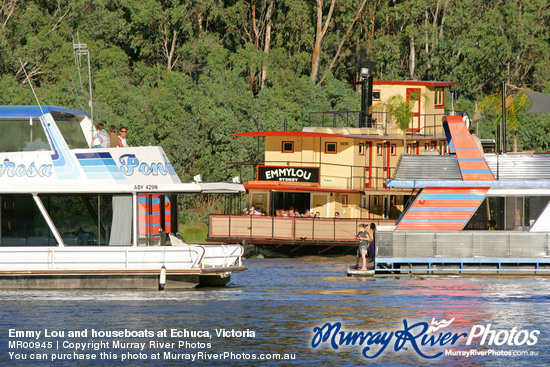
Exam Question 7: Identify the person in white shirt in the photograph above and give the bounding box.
[91,123,109,148]
[118,126,128,147]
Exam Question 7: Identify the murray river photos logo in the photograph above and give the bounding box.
[311,318,540,359]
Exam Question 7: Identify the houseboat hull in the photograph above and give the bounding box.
[375,231,550,275]
[0,244,246,289]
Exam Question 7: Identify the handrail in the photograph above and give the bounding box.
[198,244,244,268]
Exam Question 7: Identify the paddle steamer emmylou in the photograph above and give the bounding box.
[0,105,245,289]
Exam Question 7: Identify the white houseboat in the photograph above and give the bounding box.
[0,105,245,289]
[378,115,550,275]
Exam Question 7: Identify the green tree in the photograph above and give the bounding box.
[478,88,530,152]
[372,92,429,150]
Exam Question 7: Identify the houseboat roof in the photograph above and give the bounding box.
[393,155,461,181]
[390,153,550,188]
[373,80,457,87]
[235,131,343,138]
[234,130,445,141]
[0,105,88,119]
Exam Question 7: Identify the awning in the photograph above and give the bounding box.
[0,105,88,119]
[520,89,550,114]
[234,131,345,138]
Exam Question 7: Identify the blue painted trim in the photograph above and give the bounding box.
[461,169,492,174]
[386,179,550,188]
[457,158,485,162]
[79,159,118,166]
[0,105,88,119]
[419,194,485,200]
[377,257,550,264]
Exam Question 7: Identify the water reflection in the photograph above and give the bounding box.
[0,256,548,366]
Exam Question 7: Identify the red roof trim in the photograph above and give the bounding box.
[373,80,457,87]
[244,183,360,194]
[234,131,446,142]
[234,131,345,138]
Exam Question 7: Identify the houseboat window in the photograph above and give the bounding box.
[0,195,56,246]
[282,141,294,153]
[465,196,550,231]
[434,87,444,107]
[390,144,396,156]
[342,195,348,207]
[40,194,133,246]
[372,90,380,101]
[0,119,50,152]
[57,119,89,149]
[272,192,310,215]
[377,144,382,156]
[359,143,365,155]
[325,142,337,154]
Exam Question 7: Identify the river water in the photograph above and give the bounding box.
[0,256,549,366]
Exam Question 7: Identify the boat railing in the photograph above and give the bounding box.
[377,231,550,259]
[307,110,448,137]
[208,215,395,244]
[0,246,206,271]
[199,244,244,268]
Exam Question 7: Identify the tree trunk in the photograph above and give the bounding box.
[260,1,274,90]
[425,6,430,73]
[2,0,18,29]
[318,0,368,85]
[163,26,178,71]
[310,0,336,82]
[409,36,415,79]
[251,1,259,50]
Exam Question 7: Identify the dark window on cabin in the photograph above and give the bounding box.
[0,194,56,246]
[325,142,337,154]
[282,141,294,153]
[57,119,89,149]
[372,90,381,101]
[0,119,50,152]
[40,194,133,246]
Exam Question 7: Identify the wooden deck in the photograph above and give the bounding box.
[208,215,395,247]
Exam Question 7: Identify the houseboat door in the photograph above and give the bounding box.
[138,194,176,245]
[406,88,421,131]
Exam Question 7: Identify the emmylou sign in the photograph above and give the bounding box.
[257,165,320,183]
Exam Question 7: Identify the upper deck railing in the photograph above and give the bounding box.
[307,111,449,137]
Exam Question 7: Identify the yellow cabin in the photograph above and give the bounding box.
[235,81,456,220]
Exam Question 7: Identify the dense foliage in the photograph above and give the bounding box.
[1,0,549,182]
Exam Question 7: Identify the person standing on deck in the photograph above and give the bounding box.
[368,222,376,263]
[356,224,371,270]
[109,125,118,147]
[91,123,109,148]
[118,126,128,147]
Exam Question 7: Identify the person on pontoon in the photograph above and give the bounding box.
[355,224,371,270]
